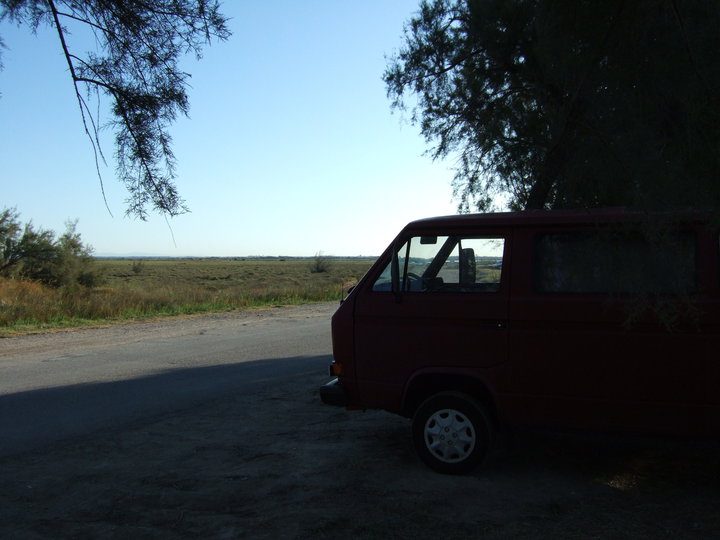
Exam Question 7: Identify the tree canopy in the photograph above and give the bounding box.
[385,0,720,213]
[0,0,230,219]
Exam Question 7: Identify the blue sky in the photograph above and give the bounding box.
[0,1,459,257]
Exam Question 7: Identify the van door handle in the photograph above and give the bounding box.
[477,321,505,329]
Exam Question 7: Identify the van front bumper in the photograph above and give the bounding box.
[319,378,347,407]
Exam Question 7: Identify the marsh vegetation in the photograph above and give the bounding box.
[0,257,374,335]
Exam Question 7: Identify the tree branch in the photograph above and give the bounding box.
[46,0,113,216]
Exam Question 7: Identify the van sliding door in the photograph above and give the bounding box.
[506,228,711,434]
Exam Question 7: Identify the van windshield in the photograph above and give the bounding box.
[372,235,505,293]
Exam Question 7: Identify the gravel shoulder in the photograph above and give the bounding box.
[0,303,335,359]
[1,305,719,539]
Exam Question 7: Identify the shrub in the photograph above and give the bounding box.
[1,209,98,288]
[310,252,331,273]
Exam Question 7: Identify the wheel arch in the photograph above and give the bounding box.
[401,371,500,428]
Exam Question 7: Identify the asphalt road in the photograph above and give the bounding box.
[0,303,336,458]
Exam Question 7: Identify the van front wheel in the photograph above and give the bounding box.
[412,392,491,474]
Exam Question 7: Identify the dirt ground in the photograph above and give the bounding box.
[1,311,719,539]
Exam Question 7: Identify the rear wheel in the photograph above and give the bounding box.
[412,392,492,474]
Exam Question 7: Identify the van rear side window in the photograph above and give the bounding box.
[534,231,697,294]
[372,236,505,293]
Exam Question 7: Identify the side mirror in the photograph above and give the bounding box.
[340,285,356,304]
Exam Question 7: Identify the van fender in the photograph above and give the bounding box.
[401,368,500,426]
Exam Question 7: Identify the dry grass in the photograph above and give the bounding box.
[0,257,374,335]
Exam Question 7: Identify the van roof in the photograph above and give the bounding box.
[405,208,709,231]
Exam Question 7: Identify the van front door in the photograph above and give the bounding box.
[353,233,510,413]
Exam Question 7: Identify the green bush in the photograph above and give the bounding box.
[1,208,100,288]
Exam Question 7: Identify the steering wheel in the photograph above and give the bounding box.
[405,272,422,291]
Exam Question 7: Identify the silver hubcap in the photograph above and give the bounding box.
[424,408,476,464]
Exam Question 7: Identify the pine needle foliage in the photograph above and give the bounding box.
[0,1,230,218]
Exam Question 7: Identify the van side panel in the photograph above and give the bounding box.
[699,229,720,426]
[503,226,716,434]
[353,288,509,413]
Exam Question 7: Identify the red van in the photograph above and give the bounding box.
[320,209,720,473]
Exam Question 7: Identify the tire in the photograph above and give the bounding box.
[412,392,492,474]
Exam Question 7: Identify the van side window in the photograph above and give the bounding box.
[372,236,504,293]
[534,231,697,294]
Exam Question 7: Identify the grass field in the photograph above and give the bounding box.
[0,257,375,335]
